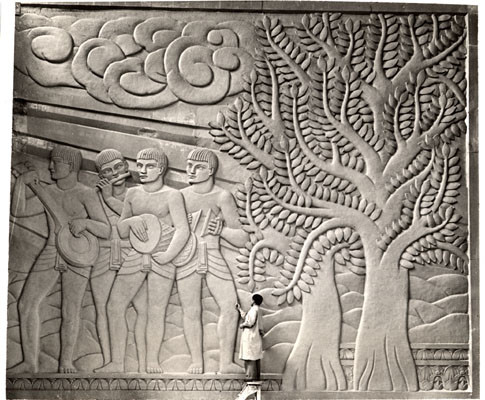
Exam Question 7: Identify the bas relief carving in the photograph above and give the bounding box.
[8,3,474,398]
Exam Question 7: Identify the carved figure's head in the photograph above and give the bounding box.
[186,148,218,184]
[50,146,82,180]
[136,148,168,184]
[96,149,128,186]
[252,293,263,306]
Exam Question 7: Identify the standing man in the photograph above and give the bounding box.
[9,146,111,373]
[96,148,190,373]
[92,149,147,372]
[237,294,264,381]
[177,148,248,374]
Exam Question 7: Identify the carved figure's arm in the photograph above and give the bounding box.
[10,171,45,217]
[96,178,124,215]
[155,191,190,263]
[80,189,111,239]
[218,190,249,247]
[117,190,136,238]
[103,195,124,216]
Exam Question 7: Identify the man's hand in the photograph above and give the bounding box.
[20,170,40,186]
[207,217,223,235]
[129,217,148,242]
[153,251,171,265]
[235,303,241,310]
[69,219,87,237]
[96,178,113,199]
[239,323,246,330]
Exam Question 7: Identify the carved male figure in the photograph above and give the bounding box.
[177,148,248,374]
[96,148,190,373]
[9,146,111,373]
[92,149,147,371]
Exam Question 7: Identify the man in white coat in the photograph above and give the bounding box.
[237,294,264,381]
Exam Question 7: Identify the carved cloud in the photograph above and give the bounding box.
[165,20,254,104]
[15,14,255,108]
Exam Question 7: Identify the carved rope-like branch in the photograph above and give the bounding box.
[251,77,274,128]
[281,219,347,293]
[266,58,283,124]
[381,149,435,227]
[431,154,447,214]
[393,100,405,145]
[322,71,383,180]
[384,211,451,265]
[264,25,311,87]
[436,241,469,264]
[374,14,387,80]
[222,125,274,169]
[291,94,378,204]
[422,33,466,69]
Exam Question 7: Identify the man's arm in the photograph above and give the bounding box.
[117,189,148,241]
[216,190,248,247]
[96,178,124,215]
[11,171,45,217]
[153,190,190,264]
[72,189,111,239]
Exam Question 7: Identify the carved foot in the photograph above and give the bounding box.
[146,362,163,374]
[59,364,77,374]
[219,362,244,374]
[187,362,203,374]
[94,362,124,373]
[8,361,36,374]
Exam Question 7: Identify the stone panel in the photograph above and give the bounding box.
[7,2,477,399]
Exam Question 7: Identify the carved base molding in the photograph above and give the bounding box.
[6,373,283,392]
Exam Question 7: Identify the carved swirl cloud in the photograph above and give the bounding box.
[15,14,255,108]
[165,21,254,104]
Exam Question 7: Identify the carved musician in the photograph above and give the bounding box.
[9,146,111,374]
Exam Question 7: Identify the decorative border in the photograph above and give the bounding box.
[6,375,282,392]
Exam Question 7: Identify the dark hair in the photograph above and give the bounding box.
[252,294,263,305]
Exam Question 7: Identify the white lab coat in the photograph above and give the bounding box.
[239,304,263,360]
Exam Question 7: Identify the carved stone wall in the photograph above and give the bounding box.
[8,2,477,399]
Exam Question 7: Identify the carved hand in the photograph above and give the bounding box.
[152,251,171,265]
[96,178,113,199]
[20,169,40,186]
[187,213,193,224]
[129,217,148,242]
[69,219,87,237]
[207,217,223,235]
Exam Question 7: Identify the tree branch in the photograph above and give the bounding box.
[322,71,383,180]
[222,125,274,169]
[291,94,379,205]
[281,219,346,293]
[381,149,435,228]
[265,25,311,87]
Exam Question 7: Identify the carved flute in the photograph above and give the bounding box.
[96,172,131,188]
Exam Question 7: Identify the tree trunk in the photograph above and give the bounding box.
[353,259,418,391]
[282,258,347,391]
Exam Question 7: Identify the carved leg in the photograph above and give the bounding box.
[177,273,204,374]
[8,266,58,374]
[132,280,148,373]
[206,274,243,374]
[145,273,174,373]
[90,269,116,366]
[95,272,146,373]
[59,270,89,373]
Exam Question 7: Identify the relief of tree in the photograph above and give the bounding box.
[210,12,468,391]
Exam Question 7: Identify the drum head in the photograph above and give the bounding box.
[129,214,161,254]
[56,225,100,268]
